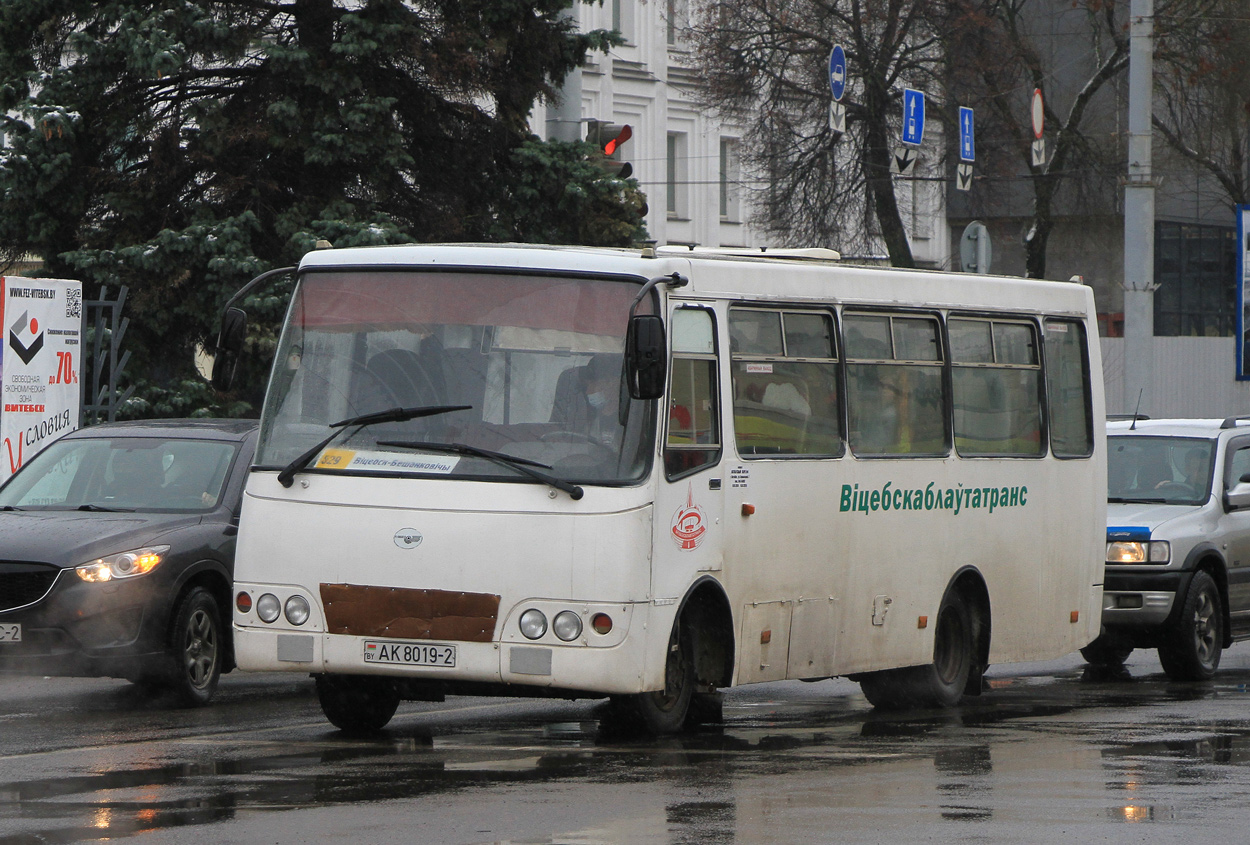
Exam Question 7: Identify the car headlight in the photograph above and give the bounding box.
[1107,541,1146,563]
[75,545,171,582]
[1106,540,1170,564]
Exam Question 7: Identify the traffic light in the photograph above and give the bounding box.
[587,121,633,179]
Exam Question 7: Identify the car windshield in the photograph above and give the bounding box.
[0,436,239,512]
[255,270,657,485]
[1107,435,1214,506]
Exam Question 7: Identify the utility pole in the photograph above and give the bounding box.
[1122,0,1156,414]
[546,8,583,143]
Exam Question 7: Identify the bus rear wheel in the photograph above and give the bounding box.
[858,591,975,710]
[315,674,401,735]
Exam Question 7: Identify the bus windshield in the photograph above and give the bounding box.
[255,270,656,486]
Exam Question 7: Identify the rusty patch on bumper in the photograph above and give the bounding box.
[320,583,500,642]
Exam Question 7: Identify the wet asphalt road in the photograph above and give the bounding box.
[4,650,1250,844]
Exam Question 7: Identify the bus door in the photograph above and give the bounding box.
[720,306,846,683]
[653,305,725,604]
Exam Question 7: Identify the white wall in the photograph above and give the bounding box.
[1101,336,1250,418]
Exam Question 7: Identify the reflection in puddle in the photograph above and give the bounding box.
[11,669,1250,843]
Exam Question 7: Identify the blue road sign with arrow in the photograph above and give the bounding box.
[902,89,925,146]
[829,45,847,102]
[959,106,975,162]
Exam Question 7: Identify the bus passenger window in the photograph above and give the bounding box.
[844,313,948,457]
[1044,319,1093,458]
[666,309,721,478]
[729,308,842,458]
[950,318,1044,457]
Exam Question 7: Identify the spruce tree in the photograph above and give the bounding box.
[0,0,642,415]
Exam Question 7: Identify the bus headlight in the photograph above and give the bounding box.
[553,611,583,642]
[284,595,311,626]
[520,608,547,639]
[256,593,281,623]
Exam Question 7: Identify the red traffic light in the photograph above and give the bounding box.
[603,124,632,156]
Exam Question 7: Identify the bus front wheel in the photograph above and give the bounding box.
[315,674,401,735]
[616,624,695,734]
[858,591,975,710]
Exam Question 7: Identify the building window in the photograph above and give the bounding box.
[1154,221,1236,337]
[611,0,635,44]
[719,137,740,222]
[666,0,687,46]
[667,132,688,219]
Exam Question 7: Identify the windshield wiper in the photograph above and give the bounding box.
[1108,496,1170,504]
[277,405,472,488]
[77,503,135,512]
[377,440,584,500]
[0,505,22,511]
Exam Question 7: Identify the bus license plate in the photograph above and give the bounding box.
[363,640,456,667]
[0,624,20,643]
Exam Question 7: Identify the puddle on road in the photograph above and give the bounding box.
[6,670,1250,843]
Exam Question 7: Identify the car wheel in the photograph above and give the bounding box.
[1159,570,1223,681]
[166,586,223,706]
[315,674,401,735]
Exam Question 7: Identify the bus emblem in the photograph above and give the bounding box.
[671,485,707,550]
[394,529,423,549]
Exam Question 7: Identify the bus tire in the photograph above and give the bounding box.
[858,591,975,710]
[619,624,695,734]
[1158,570,1223,682]
[316,674,401,735]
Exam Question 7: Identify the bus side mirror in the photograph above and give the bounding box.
[626,314,666,400]
[210,307,248,392]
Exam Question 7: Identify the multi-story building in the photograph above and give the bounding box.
[532,0,761,249]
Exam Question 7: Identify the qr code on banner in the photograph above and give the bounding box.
[65,286,81,319]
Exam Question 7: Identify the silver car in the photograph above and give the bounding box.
[1087,417,1250,679]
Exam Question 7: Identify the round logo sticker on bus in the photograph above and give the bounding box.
[394,529,423,549]
[671,485,707,550]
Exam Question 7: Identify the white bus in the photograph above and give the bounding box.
[222,244,1105,734]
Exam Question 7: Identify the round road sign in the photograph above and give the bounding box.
[1031,88,1044,139]
[829,45,847,102]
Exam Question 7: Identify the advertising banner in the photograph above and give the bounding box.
[1,277,83,483]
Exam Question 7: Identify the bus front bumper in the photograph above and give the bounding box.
[233,612,659,697]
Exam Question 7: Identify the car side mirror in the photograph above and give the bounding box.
[210,307,248,392]
[625,314,666,400]
[1226,480,1250,510]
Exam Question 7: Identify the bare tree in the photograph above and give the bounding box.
[688,0,949,266]
[947,0,1138,279]
[1153,0,1249,208]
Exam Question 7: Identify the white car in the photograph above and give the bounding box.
[1088,417,1250,679]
